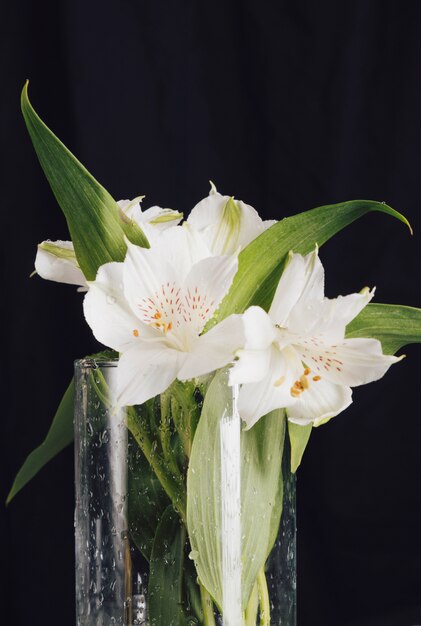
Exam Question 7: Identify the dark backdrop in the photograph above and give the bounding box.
[2,2,421,625]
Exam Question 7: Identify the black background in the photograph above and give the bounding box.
[2,2,421,625]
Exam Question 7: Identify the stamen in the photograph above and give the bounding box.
[274,375,285,387]
[290,387,301,398]
[313,375,321,382]
[133,329,139,337]
[300,375,309,389]
[304,367,311,376]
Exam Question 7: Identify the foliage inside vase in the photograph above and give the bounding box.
[8,82,421,625]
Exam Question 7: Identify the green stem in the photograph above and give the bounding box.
[200,584,216,626]
[245,582,259,626]
[126,405,187,524]
[257,568,271,626]
[159,390,181,478]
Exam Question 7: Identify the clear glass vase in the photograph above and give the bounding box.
[74,357,296,626]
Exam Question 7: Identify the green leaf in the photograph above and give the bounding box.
[6,378,74,504]
[187,370,285,610]
[127,433,170,561]
[148,505,187,626]
[21,82,148,281]
[210,200,412,325]
[287,422,312,474]
[346,303,421,355]
[7,350,118,504]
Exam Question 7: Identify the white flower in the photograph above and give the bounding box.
[34,197,182,289]
[230,249,402,429]
[83,225,244,406]
[34,240,87,291]
[187,183,276,255]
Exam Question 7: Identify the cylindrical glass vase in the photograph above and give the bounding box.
[74,357,296,626]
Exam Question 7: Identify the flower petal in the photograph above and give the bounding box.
[117,342,183,407]
[229,348,271,385]
[236,346,298,429]
[295,336,402,387]
[286,377,352,426]
[287,289,374,339]
[35,240,87,289]
[242,306,276,350]
[269,249,325,326]
[83,262,154,352]
[183,254,238,334]
[178,314,244,380]
[187,192,269,255]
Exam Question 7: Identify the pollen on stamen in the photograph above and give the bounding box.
[133,329,139,337]
[304,367,311,376]
[313,375,321,382]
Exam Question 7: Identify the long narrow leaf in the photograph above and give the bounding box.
[346,303,421,354]
[6,379,74,504]
[210,200,411,325]
[21,82,148,280]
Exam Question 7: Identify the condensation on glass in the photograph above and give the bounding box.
[74,358,296,626]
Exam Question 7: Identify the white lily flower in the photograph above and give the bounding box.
[230,249,403,429]
[83,225,244,406]
[35,240,88,291]
[33,197,182,290]
[187,183,276,255]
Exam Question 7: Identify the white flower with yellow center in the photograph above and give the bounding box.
[230,249,403,428]
[83,225,243,406]
[34,197,182,290]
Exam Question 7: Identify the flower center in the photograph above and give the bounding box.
[290,367,321,398]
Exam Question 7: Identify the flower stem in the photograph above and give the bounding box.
[257,568,270,626]
[126,405,187,524]
[200,584,216,626]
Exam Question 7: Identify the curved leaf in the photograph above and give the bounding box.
[210,200,411,325]
[6,378,74,504]
[21,82,148,281]
[346,303,421,355]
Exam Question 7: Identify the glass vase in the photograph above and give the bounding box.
[74,357,296,626]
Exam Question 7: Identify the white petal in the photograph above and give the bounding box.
[237,346,298,429]
[142,206,182,230]
[287,378,352,426]
[269,249,325,327]
[178,314,244,380]
[83,262,153,352]
[295,336,402,387]
[269,253,307,325]
[187,193,267,255]
[35,241,87,288]
[242,306,276,350]
[117,342,182,406]
[183,254,238,334]
[229,348,271,385]
[123,237,179,321]
[287,289,374,339]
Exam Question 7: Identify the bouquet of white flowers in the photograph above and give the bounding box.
[8,82,421,626]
